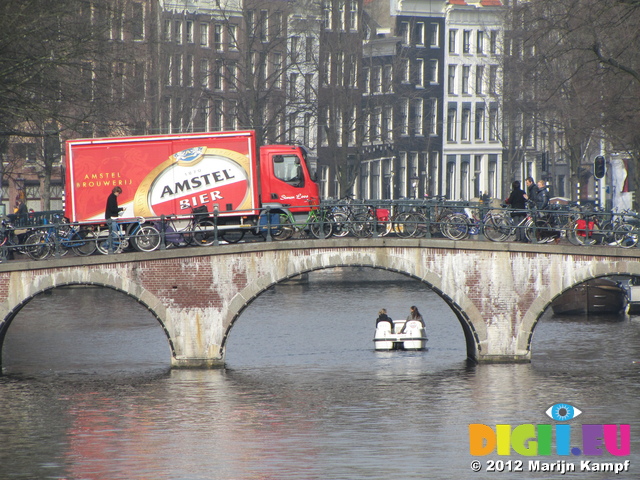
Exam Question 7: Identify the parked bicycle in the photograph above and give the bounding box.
[154,206,220,247]
[270,205,334,241]
[22,215,97,260]
[482,203,560,243]
[95,217,161,254]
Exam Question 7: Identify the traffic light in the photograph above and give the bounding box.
[594,155,606,179]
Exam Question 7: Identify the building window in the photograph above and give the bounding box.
[413,99,423,136]
[449,29,457,54]
[259,10,268,42]
[383,65,393,93]
[461,65,470,94]
[362,67,370,93]
[289,73,298,98]
[213,60,223,90]
[173,54,182,85]
[446,159,455,199]
[273,53,283,89]
[306,36,314,61]
[415,22,425,46]
[339,0,347,31]
[490,30,498,54]
[401,58,410,83]
[349,0,358,30]
[475,106,485,140]
[186,21,194,43]
[200,59,209,88]
[475,65,484,94]
[214,24,223,51]
[382,106,393,141]
[228,24,238,50]
[228,62,237,91]
[400,21,409,45]
[489,107,498,141]
[200,23,209,47]
[461,161,469,200]
[323,4,332,30]
[463,30,471,54]
[429,23,439,47]
[372,65,381,93]
[132,2,144,40]
[428,59,438,84]
[416,58,424,87]
[174,20,182,44]
[429,98,438,135]
[461,107,471,141]
[447,106,457,141]
[185,55,193,87]
[164,19,172,42]
[488,65,498,95]
[448,65,456,94]
[476,31,484,54]
[290,36,299,62]
[474,155,482,197]
[400,99,409,135]
[304,73,312,101]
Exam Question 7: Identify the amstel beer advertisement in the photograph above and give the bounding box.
[65,132,258,223]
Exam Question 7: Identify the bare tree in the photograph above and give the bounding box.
[0,0,153,209]
[504,0,640,202]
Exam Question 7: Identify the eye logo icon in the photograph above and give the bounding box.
[545,403,582,421]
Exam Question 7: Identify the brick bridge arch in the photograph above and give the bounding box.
[222,264,483,362]
[0,270,177,361]
[1,238,639,368]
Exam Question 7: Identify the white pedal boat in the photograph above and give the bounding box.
[374,320,428,351]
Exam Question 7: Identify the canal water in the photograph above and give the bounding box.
[1,268,638,479]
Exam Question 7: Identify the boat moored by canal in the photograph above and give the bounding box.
[374,320,428,351]
[551,278,627,315]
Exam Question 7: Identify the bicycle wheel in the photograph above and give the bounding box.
[272,214,294,241]
[70,229,97,256]
[614,223,639,248]
[350,213,373,238]
[96,230,125,254]
[482,214,510,242]
[132,225,161,252]
[392,212,414,238]
[375,218,393,237]
[442,213,470,240]
[568,220,598,246]
[220,229,246,244]
[330,212,351,237]
[525,218,555,243]
[309,213,333,239]
[24,232,52,260]
[193,219,217,246]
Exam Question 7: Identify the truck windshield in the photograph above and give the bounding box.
[273,155,305,187]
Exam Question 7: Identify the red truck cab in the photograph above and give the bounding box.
[259,145,320,213]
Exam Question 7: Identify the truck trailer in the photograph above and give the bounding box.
[64,130,320,241]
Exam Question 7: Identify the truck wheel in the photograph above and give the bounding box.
[220,229,245,244]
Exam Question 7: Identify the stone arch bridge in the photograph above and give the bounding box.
[0,238,638,368]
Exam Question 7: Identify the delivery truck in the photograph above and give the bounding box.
[64,130,320,242]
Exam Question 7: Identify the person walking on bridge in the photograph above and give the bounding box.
[105,186,124,236]
[506,180,527,242]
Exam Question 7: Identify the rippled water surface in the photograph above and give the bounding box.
[1,268,638,479]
